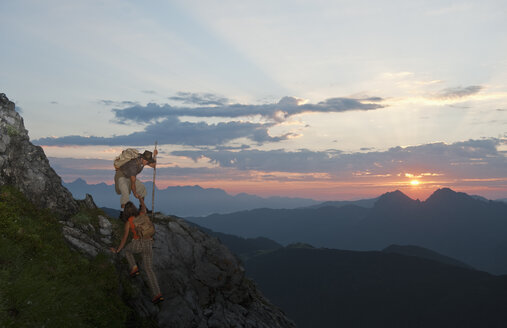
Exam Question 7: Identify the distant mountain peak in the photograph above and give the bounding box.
[425,188,472,204]
[384,190,407,197]
[374,190,418,209]
[71,177,87,185]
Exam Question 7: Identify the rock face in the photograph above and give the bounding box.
[0,93,79,217]
[62,209,296,327]
[143,215,295,328]
[1,93,296,328]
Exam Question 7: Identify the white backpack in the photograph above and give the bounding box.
[114,148,139,169]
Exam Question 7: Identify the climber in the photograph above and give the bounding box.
[114,149,157,218]
[111,201,164,304]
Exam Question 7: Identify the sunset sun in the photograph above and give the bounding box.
[410,180,420,186]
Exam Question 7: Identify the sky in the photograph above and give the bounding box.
[1,0,506,201]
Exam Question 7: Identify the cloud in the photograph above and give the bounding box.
[169,92,229,106]
[433,85,483,100]
[39,94,383,147]
[172,138,506,178]
[112,95,385,124]
[34,116,293,146]
[47,139,506,197]
[99,100,139,107]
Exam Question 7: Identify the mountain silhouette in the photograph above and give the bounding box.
[382,244,474,270]
[374,189,420,210]
[305,197,378,209]
[63,178,319,217]
[188,188,507,274]
[244,246,507,328]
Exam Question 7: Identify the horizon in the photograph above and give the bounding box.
[2,1,506,201]
[64,176,506,202]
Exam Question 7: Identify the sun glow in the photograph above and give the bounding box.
[410,180,420,186]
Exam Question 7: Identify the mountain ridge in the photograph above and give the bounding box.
[63,177,320,217]
[244,246,507,328]
[188,188,507,274]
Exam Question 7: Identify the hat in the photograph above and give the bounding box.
[141,150,155,163]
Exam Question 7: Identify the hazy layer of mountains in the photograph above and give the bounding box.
[243,245,507,328]
[188,188,507,274]
[194,225,507,328]
[64,178,320,217]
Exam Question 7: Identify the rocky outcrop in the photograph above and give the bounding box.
[1,93,295,327]
[143,215,295,328]
[0,93,79,217]
[62,209,296,328]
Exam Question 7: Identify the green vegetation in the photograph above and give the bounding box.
[4,124,19,137]
[0,185,129,327]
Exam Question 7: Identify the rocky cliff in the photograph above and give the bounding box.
[0,93,79,217]
[64,206,295,327]
[0,93,295,328]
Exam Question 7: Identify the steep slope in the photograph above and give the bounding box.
[0,93,296,328]
[0,186,128,327]
[0,93,78,217]
[113,213,295,327]
[245,247,507,328]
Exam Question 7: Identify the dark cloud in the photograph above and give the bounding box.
[172,138,506,177]
[99,100,139,107]
[35,94,384,149]
[359,96,383,102]
[169,92,229,106]
[112,95,385,124]
[46,138,506,190]
[50,101,58,105]
[34,117,292,146]
[433,85,483,100]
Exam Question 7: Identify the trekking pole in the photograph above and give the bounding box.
[152,141,158,221]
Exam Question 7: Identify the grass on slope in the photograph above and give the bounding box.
[0,185,128,327]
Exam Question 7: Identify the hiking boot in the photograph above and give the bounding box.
[129,266,140,278]
[152,294,164,304]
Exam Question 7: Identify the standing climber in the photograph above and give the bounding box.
[114,149,157,218]
[111,201,164,304]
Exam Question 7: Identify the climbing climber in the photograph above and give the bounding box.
[111,201,164,304]
[114,148,157,218]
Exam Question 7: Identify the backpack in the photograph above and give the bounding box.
[114,148,139,169]
[132,213,156,238]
